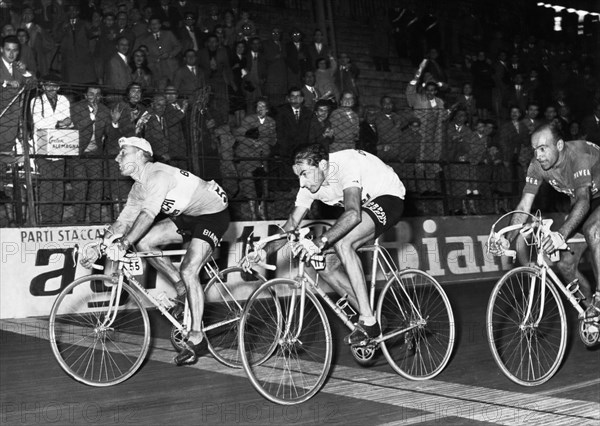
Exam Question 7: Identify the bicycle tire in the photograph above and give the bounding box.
[203,266,267,368]
[378,269,455,380]
[487,266,567,386]
[49,275,150,387]
[239,279,332,405]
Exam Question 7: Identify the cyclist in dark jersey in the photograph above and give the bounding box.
[81,137,230,365]
[509,124,600,317]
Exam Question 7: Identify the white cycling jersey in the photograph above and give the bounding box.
[295,149,406,209]
[113,162,228,233]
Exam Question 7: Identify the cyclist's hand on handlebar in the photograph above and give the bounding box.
[292,238,321,262]
[542,231,566,254]
[106,240,128,262]
[488,234,510,256]
[80,240,103,269]
[243,249,267,270]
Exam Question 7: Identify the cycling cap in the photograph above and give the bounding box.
[118,136,153,156]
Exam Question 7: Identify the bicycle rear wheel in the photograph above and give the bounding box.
[203,266,266,368]
[49,275,150,387]
[239,279,332,405]
[487,267,567,386]
[378,269,455,380]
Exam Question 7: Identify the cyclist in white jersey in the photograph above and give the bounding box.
[81,137,230,365]
[248,144,406,344]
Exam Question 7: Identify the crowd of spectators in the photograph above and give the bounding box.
[1,0,600,224]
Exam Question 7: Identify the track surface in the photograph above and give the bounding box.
[1,280,599,425]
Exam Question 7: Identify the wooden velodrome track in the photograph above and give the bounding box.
[1,280,599,425]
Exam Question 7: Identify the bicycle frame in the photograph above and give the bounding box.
[92,248,243,335]
[284,240,423,345]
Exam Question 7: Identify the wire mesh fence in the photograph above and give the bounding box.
[1,81,529,227]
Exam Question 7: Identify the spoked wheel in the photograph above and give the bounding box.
[239,279,332,405]
[49,275,150,386]
[377,269,455,380]
[486,267,567,386]
[579,318,600,348]
[350,343,377,367]
[203,266,266,368]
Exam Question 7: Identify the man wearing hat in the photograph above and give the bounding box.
[31,73,72,223]
[80,136,230,366]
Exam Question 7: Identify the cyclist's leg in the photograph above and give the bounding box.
[180,238,213,343]
[582,203,600,307]
[556,244,590,303]
[320,211,377,319]
[136,218,184,286]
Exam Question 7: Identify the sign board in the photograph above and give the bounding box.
[35,129,80,156]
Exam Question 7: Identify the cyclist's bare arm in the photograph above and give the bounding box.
[320,187,362,246]
[117,209,157,248]
[558,186,592,239]
[508,193,535,242]
[262,206,309,256]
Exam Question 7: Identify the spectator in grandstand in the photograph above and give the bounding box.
[569,121,582,140]
[470,50,494,120]
[0,35,35,203]
[406,59,446,194]
[133,16,181,91]
[307,29,330,72]
[334,52,360,103]
[314,55,338,105]
[492,50,511,119]
[234,10,256,39]
[135,93,170,161]
[451,82,477,127]
[104,36,133,92]
[94,12,119,82]
[445,108,472,161]
[129,8,148,39]
[156,0,180,30]
[581,103,600,146]
[221,9,237,49]
[503,73,528,114]
[15,29,36,76]
[374,95,404,163]
[19,6,53,77]
[69,84,112,223]
[57,4,97,84]
[423,48,447,87]
[301,70,320,111]
[275,87,312,159]
[233,98,276,221]
[164,86,188,165]
[397,117,422,194]
[173,49,204,100]
[544,105,559,126]
[226,41,247,126]
[115,11,135,49]
[307,99,333,148]
[329,91,359,152]
[31,73,71,224]
[358,105,379,156]
[130,48,154,92]
[243,36,267,114]
[285,28,310,88]
[263,27,288,108]
[196,33,235,126]
[1,24,15,39]
[178,12,203,53]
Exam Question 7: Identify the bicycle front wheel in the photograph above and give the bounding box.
[487,267,567,386]
[378,269,455,380]
[49,275,150,387]
[239,279,332,405]
[203,266,266,368]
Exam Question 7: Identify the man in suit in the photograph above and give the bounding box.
[104,36,133,92]
[307,29,329,70]
[156,0,180,31]
[164,85,188,168]
[115,11,136,49]
[263,27,287,108]
[276,87,312,159]
[135,94,170,161]
[285,28,310,89]
[197,33,235,125]
[178,12,203,53]
[503,73,529,113]
[307,99,333,148]
[334,52,360,102]
[173,49,204,99]
[0,35,35,203]
[301,70,320,110]
[57,4,97,84]
[581,103,600,146]
[69,84,112,223]
[243,36,267,114]
[134,16,181,90]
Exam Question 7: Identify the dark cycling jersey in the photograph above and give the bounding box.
[523,140,600,200]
